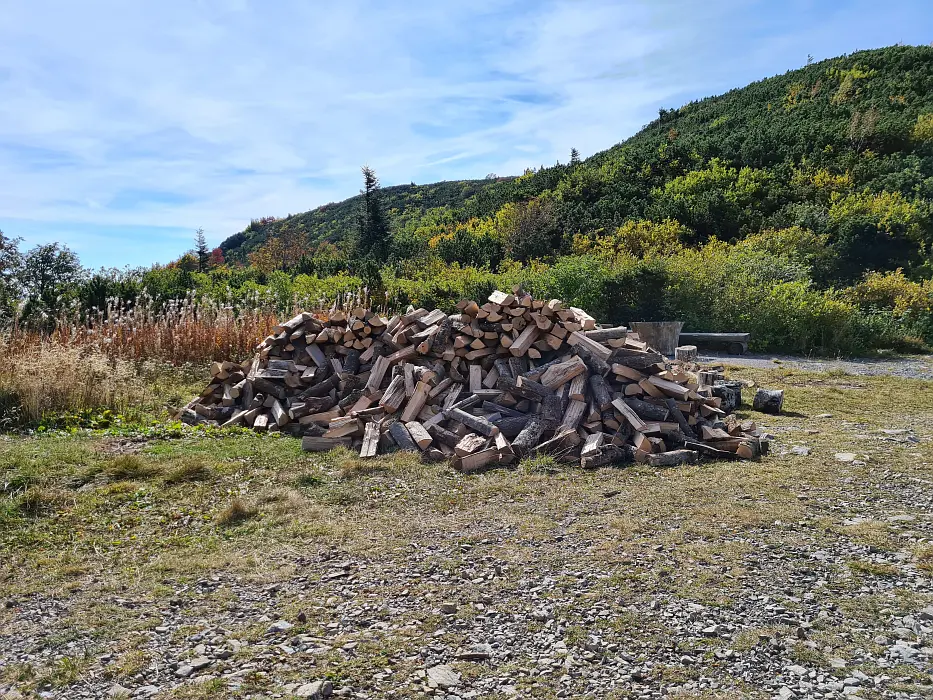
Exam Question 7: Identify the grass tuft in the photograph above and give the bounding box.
[163,458,213,485]
[847,559,900,577]
[17,486,67,516]
[105,455,162,481]
[216,498,257,526]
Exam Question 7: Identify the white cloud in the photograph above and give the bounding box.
[0,0,929,266]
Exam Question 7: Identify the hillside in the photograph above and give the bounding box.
[219,178,502,263]
[220,44,933,282]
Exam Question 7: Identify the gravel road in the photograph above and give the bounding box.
[700,353,933,380]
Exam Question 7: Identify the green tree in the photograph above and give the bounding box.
[18,243,86,323]
[194,228,210,272]
[356,166,390,285]
[0,230,23,325]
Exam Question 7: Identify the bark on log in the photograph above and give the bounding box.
[753,388,784,414]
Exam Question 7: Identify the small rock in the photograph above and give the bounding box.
[295,680,333,698]
[777,687,797,700]
[457,643,493,660]
[919,605,933,621]
[189,656,212,670]
[835,453,858,463]
[296,611,307,623]
[426,664,461,689]
[106,685,130,698]
[268,620,294,634]
[790,446,810,456]
[175,665,194,678]
[439,602,458,615]
[829,657,846,669]
[787,664,808,676]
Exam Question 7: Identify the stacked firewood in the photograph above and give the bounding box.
[180,289,768,470]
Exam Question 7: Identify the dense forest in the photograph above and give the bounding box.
[2,45,933,355]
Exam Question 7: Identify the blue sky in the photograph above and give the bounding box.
[1,0,930,269]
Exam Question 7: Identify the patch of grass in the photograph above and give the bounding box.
[847,559,900,577]
[163,458,213,485]
[43,653,91,687]
[913,544,933,575]
[105,454,162,481]
[16,486,67,516]
[518,454,562,473]
[216,498,257,527]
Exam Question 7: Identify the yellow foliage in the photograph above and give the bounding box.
[847,269,933,315]
[829,190,927,241]
[585,219,690,259]
[912,113,933,142]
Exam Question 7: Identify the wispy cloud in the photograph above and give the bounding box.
[0,0,930,267]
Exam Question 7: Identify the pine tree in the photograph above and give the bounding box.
[570,148,581,166]
[357,166,389,262]
[194,228,210,272]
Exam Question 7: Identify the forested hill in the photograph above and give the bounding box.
[219,178,501,263]
[220,44,933,283]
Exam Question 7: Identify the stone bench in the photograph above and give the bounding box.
[678,332,750,355]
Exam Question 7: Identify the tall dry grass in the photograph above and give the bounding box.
[39,292,281,364]
[0,294,282,425]
[0,341,152,424]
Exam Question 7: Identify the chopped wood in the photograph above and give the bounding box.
[189,294,767,470]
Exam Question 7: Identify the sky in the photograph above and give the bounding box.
[0,0,930,269]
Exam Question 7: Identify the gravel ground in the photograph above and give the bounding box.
[699,354,933,381]
[1,367,931,700]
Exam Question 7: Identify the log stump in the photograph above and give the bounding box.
[674,345,698,362]
[753,388,784,415]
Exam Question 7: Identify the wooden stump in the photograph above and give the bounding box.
[753,388,784,415]
[674,345,698,362]
[712,380,743,413]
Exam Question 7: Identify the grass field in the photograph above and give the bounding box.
[1,365,931,699]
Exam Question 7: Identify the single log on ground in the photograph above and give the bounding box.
[753,388,784,414]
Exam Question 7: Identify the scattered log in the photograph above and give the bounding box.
[753,388,784,414]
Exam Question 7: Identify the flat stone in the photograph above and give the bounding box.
[106,685,130,698]
[887,514,916,522]
[427,664,461,689]
[457,643,493,660]
[268,620,294,633]
[790,446,810,456]
[175,665,194,678]
[829,657,846,669]
[787,664,808,676]
[439,602,458,615]
[835,452,858,463]
[919,605,933,621]
[189,656,212,670]
[295,680,333,698]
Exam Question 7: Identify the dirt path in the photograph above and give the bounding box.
[701,352,933,380]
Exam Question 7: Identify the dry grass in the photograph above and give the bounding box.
[0,341,154,424]
[216,497,258,526]
[104,455,163,481]
[28,293,281,365]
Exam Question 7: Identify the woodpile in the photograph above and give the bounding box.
[180,289,769,470]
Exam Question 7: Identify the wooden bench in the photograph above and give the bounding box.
[678,332,750,355]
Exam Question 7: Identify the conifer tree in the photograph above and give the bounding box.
[194,228,210,272]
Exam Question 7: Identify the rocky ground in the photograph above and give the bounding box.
[1,367,931,700]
